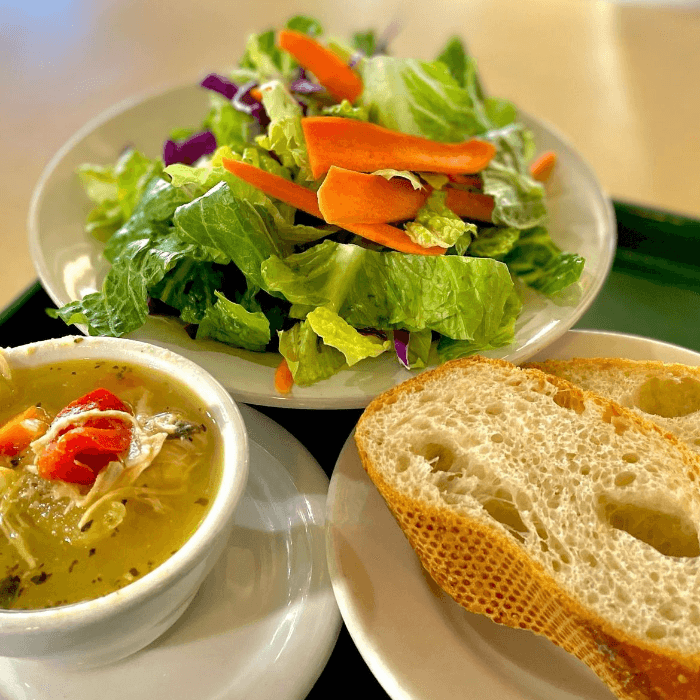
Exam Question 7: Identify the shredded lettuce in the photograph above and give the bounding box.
[404,190,476,249]
[255,81,311,179]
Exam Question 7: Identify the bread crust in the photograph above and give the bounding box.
[355,356,700,700]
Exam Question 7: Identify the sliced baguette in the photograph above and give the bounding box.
[354,356,700,700]
[524,357,700,453]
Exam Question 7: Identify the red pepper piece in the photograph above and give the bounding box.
[38,388,133,485]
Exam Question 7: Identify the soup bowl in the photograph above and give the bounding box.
[0,336,248,668]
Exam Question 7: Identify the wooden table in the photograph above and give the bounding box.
[2,0,699,309]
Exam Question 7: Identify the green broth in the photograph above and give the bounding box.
[0,359,221,609]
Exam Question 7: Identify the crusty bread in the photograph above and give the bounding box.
[524,357,700,453]
[354,356,700,700]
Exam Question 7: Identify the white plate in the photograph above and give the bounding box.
[325,329,700,700]
[0,404,341,700]
[28,83,616,409]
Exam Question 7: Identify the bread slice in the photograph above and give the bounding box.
[354,356,700,700]
[524,357,700,453]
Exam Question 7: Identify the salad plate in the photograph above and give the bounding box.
[325,329,700,700]
[29,82,615,409]
[0,404,341,700]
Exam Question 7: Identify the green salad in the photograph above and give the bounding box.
[51,15,584,392]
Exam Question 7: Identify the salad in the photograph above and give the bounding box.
[51,16,584,393]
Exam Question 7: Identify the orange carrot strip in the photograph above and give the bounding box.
[302,117,497,180]
[0,405,49,457]
[447,173,482,188]
[274,358,294,394]
[445,188,495,223]
[249,87,263,102]
[530,150,557,182]
[318,166,429,224]
[222,158,322,216]
[278,29,363,103]
[221,158,445,256]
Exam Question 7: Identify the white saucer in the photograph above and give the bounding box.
[0,404,341,700]
[325,329,700,700]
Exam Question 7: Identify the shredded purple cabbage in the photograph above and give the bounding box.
[200,73,238,100]
[289,77,325,95]
[393,330,411,369]
[163,131,217,166]
[233,81,269,125]
[200,73,269,126]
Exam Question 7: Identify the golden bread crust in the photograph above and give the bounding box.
[355,356,700,700]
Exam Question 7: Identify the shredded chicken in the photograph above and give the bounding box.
[1,391,205,568]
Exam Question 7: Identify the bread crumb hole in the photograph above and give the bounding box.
[635,376,700,417]
[622,453,639,464]
[414,442,456,473]
[614,471,636,487]
[485,402,504,415]
[600,496,700,558]
[659,602,682,622]
[480,493,528,542]
[645,624,667,640]
[490,433,503,443]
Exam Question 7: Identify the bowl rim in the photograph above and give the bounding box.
[0,335,248,632]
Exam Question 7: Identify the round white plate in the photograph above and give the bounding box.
[0,404,341,700]
[325,329,700,700]
[29,83,616,409]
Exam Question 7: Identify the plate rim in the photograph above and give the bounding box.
[27,83,617,410]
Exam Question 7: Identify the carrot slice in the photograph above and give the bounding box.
[530,151,557,182]
[444,188,495,223]
[274,358,294,394]
[0,406,49,457]
[222,158,322,217]
[249,87,263,102]
[221,158,445,255]
[318,167,429,224]
[447,173,482,188]
[278,29,363,103]
[302,117,497,180]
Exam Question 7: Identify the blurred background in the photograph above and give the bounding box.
[1,0,699,310]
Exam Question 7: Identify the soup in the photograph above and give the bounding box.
[0,356,221,609]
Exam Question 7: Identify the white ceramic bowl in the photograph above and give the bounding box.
[0,336,248,669]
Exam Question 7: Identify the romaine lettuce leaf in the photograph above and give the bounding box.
[468,226,521,260]
[255,81,310,178]
[436,287,521,360]
[148,259,224,324]
[195,291,270,351]
[404,190,476,249]
[239,29,297,82]
[103,176,193,262]
[320,100,370,121]
[262,240,517,345]
[278,320,347,386]
[172,181,284,292]
[306,306,391,365]
[285,15,323,38]
[358,56,491,142]
[504,226,585,295]
[78,149,161,241]
[49,233,221,337]
[202,93,255,152]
